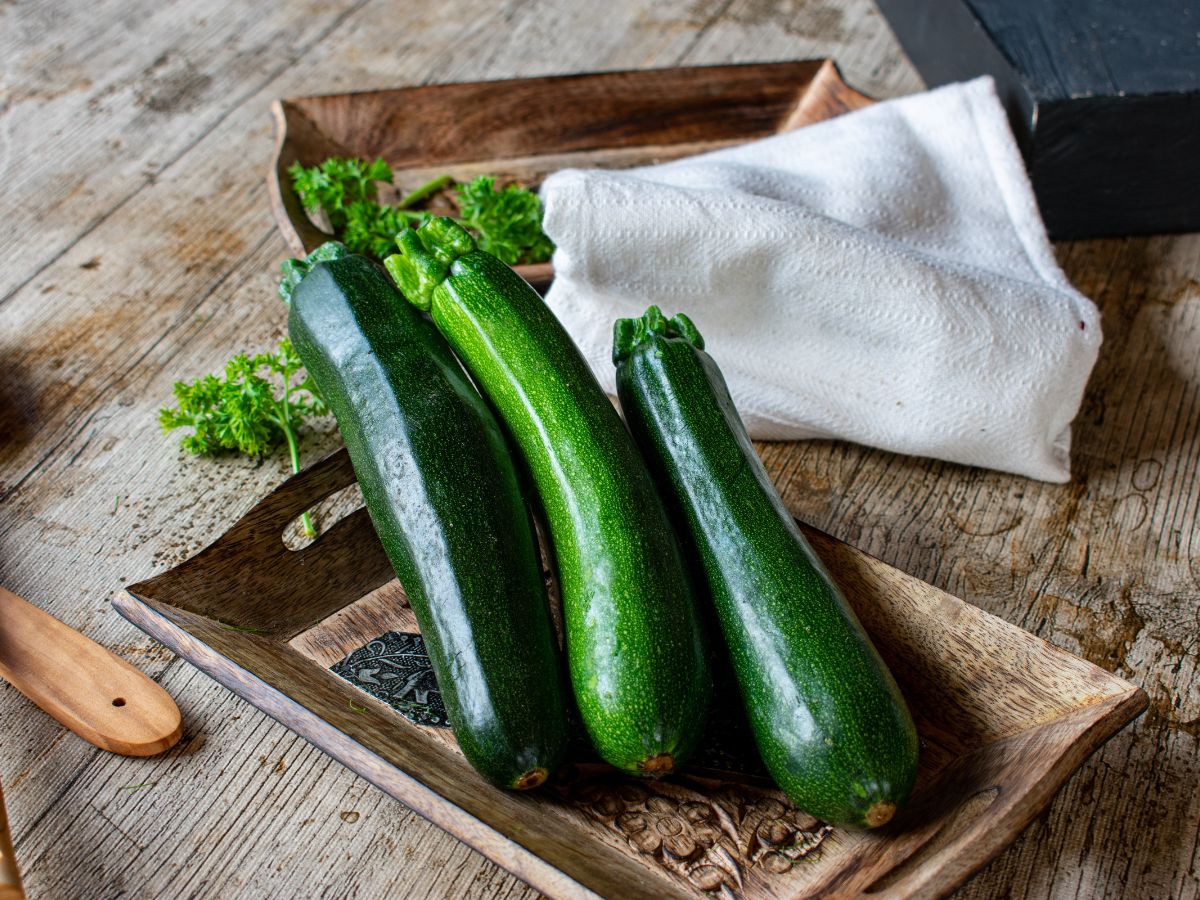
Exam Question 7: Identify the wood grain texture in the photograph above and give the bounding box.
[0,588,181,757]
[0,0,1196,897]
[0,0,373,302]
[117,444,1146,898]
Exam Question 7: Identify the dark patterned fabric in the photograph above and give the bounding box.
[331,631,450,728]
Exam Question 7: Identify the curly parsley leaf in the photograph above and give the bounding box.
[455,176,554,265]
[288,157,393,233]
[289,158,552,265]
[342,201,412,259]
[159,338,327,536]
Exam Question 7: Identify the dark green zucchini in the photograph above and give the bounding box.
[613,307,919,828]
[384,220,710,777]
[280,243,568,789]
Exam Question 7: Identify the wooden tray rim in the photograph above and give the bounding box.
[266,58,863,286]
[116,585,1145,899]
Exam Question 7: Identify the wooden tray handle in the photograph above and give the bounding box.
[128,449,393,638]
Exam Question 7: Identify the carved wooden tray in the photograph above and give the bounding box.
[267,58,875,286]
[117,448,1146,899]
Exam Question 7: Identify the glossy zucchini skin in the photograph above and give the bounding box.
[613,307,919,828]
[282,245,568,789]
[385,221,710,776]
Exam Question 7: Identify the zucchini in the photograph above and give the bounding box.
[613,307,919,828]
[280,243,568,789]
[384,220,710,776]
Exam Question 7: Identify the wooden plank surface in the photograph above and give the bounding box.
[0,1,1195,898]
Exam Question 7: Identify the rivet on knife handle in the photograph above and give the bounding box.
[0,587,182,756]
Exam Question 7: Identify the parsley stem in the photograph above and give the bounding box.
[281,423,316,538]
[277,381,316,539]
[397,174,453,209]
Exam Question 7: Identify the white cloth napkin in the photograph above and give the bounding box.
[540,76,1101,482]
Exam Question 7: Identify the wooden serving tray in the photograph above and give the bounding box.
[117,448,1146,899]
[267,59,874,286]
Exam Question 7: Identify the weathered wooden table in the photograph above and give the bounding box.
[0,1,1196,897]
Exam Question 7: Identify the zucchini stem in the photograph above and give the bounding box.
[612,305,704,365]
[279,242,348,306]
[384,216,476,311]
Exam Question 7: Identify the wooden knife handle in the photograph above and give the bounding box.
[0,780,23,900]
[0,587,182,756]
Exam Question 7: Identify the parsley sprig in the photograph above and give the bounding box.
[159,338,327,537]
[287,157,553,265]
[287,157,393,234]
[455,176,555,265]
[342,201,410,260]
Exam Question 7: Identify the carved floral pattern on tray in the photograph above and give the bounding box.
[330,631,450,727]
[554,771,832,895]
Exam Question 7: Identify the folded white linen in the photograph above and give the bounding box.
[539,76,1100,482]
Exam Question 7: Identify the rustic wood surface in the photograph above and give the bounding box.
[0,0,1195,898]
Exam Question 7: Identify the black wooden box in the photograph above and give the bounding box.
[875,0,1200,238]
